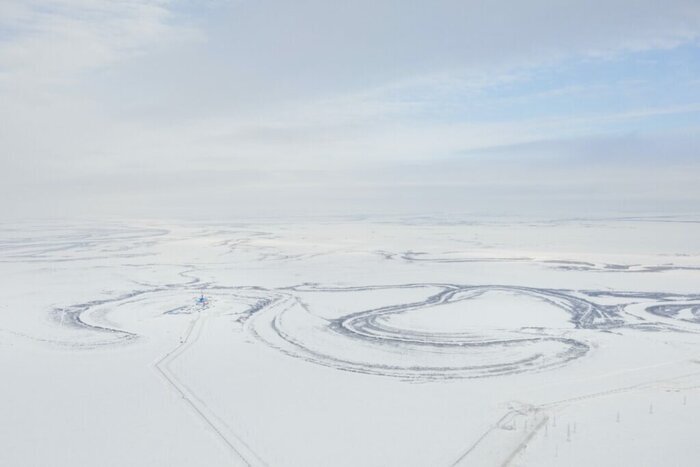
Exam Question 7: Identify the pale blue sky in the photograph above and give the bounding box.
[1,0,699,218]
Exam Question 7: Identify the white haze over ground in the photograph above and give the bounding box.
[1,2,700,467]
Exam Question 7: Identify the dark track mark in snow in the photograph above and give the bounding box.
[50,290,147,346]
[647,304,700,324]
[248,284,617,381]
[0,225,169,263]
[385,250,700,274]
[401,251,534,263]
[249,284,700,381]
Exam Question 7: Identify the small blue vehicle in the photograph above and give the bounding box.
[196,293,208,306]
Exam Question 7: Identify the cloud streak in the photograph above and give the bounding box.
[1,0,699,219]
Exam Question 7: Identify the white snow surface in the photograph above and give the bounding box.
[1,217,700,466]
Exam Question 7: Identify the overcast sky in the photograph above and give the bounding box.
[1,0,699,219]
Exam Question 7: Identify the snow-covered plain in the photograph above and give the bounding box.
[1,217,699,466]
